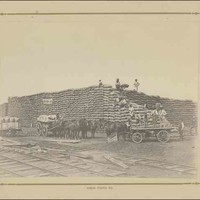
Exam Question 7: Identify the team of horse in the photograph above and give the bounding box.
[52,118,99,140]
[51,118,129,141]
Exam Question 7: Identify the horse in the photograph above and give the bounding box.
[50,120,64,138]
[115,121,128,141]
[79,118,88,139]
[100,120,128,141]
[103,120,117,137]
[60,120,71,139]
[87,120,98,138]
[98,118,109,129]
[68,120,80,140]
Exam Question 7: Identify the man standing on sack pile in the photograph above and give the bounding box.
[134,79,140,92]
[115,78,121,90]
[151,103,168,127]
[152,103,160,127]
[128,104,135,117]
[158,105,167,126]
[99,80,103,87]
[118,96,128,108]
[56,113,60,121]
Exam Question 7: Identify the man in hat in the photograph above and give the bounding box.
[119,97,128,108]
[125,119,131,132]
[178,119,185,140]
[56,113,60,120]
[134,79,140,91]
[115,78,121,90]
[99,80,103,87]
[158,105,167,126]
[152,104,159,127]
[128,104,134,117]
[190,116,197,135]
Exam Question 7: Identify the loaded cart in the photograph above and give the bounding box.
[127,102,177,143]
[36,115,61,136]
[0,116,22,136]
[130,126,176,144]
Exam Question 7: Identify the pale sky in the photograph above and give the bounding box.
[0,15,199,104]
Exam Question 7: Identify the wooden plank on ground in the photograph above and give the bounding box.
[71,153,92,159]
[57,140,81,144]
[107,133,118,143]
[104,154,129,169]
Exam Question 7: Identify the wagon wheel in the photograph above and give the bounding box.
[37,123,42,135]
[157,130,170,143]
[131,132,143,144]
[6,129,14,137]
[42,126,48,137]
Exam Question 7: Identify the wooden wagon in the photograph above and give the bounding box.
[36,115,60,136]
[129,126,177,143]
[0,116,22,136]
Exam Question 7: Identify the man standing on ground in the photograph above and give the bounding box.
[178,119,184,140]
[134,79,140,91]
[126,119,131,132]
[190,116,197,135]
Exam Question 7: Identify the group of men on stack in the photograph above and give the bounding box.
[98,78,140,92]
[115,78,140,92]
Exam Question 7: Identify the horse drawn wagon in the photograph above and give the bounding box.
[36,115,61,136]
[103,101,178,144]
[0,116,22,136]
[129,126,176,144]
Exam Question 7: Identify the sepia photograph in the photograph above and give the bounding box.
[0,1,199,199]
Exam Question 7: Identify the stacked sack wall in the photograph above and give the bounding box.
[0,103,8,117]
[7,86,113,127]
[121,90,197,126]
[4,86,197,128]
[7,93,55,127]
[7,97,22,119]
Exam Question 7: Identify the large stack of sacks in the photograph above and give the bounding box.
[129,103,147,127]
[5,85,197,128]
[103,86,113,121]
[8,93,55,127]
[122,90,197,127]
[108,90,119,122]
[0,103,8,117]
[56,86,106,121]
[128,103,161,128]
[7,97,21,119]
[104,90,132,123]
[7,85,114,127]
[103,90,173,128]
[101,88,129,122]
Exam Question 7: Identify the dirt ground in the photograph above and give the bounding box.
[1,127,196,179]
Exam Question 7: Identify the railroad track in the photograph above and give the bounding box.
[0,145,126,177]
[114,153,197,175]
[0,136,197,178]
